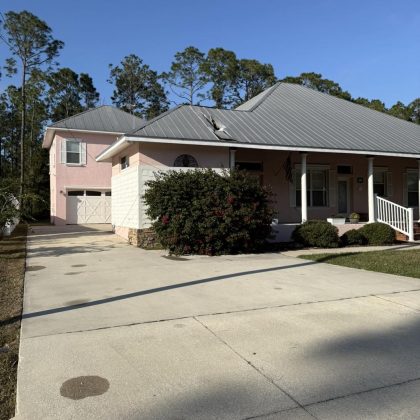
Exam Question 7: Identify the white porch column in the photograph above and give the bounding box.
[367,156,375,223]
[229,148,236,171]
[301,153,308,223]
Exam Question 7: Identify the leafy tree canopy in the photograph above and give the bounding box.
[47,67,99,121]
[282,72,351,100]
[162,46,208,105]
[108,54,168,119]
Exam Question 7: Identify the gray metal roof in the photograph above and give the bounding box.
[50,105,145,133]
[235,84,278,111]
[129,83,420,157]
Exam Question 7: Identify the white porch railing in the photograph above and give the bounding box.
[375,194,414,241]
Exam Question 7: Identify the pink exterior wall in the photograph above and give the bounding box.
[49,138,57,220]
[234,149,419,223]
[110,141,418,230]
[51,131,119,225]
[112,142,230,174]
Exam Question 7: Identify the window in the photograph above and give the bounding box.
[295,168,329,207]
[407,172,419,207]
[236,161,264,185]
[105,191,112,197]
[85,191,101,196]
[236,162,263,171]
[66,140,81,164]
[67,191,84,196]
[121,156,129,169]
[373,168,389,197]
[337,165,352,175]
[174,154,198,167]
[61,139,85,165]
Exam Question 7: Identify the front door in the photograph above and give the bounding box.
[337,179,350,214]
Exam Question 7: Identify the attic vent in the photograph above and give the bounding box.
[174,154,198,168]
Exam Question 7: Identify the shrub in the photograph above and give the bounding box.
[143,169,274,255]
[292,220,339,248]
[358,222,395,245]
[340,229,365,246]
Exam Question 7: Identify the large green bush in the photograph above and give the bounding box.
[358,222,395,245]
[340,229,365,246]
[292,220,339,248]
[144,169,274,255]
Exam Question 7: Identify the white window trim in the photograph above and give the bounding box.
[293,164,331,208]
[62,138,87,166]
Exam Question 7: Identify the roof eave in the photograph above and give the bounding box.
[96,136,129,162]
[42,127,126,149]
[96,135,420,161]
[42,128,55,149]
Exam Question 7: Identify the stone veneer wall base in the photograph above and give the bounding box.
[128,228,161,249]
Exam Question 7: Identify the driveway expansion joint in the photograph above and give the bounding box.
[373,294,420,313]
[193,316,319,420]
[303,376,420,409]
[22,287,420,340]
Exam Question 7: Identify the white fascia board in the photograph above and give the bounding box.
[96,136,129,161]
[43,127,125,149]
[97,135,420,161]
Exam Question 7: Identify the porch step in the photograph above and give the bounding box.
[395,231,420,242]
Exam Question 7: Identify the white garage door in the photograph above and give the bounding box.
[66,191,111,224]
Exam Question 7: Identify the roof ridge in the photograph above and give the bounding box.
[238,82,283,112]
[49,105,144,128]
[126,105,184,134]
[49,105,111,127]
[284,82,420,128]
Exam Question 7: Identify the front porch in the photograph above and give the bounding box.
[231,148,420,241]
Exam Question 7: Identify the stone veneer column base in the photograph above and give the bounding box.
[128,228,161,249]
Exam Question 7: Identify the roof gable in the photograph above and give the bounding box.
[43,105,145,149]
[50,105,145,133]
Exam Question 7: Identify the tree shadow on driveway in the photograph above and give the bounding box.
[0,260,317,326]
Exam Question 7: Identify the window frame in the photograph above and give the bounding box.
[120,156,129,170]
[373,167,390,198]
[406,169,419,208]
[65,139,82,165]
[294,164,330,208]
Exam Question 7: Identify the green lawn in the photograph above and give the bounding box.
[300,248,420,279]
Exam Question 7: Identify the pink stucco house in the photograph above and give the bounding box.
[42,106,143,225]
[96,83,420,242]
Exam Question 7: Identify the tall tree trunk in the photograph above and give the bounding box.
[20,63,26,200]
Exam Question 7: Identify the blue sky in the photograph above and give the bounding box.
[1,0,419,107]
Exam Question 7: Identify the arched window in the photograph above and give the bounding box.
[173,154,198,168]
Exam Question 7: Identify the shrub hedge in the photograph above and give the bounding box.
[340,229,365,246]
[292,220,339,248]
[144,169,274,255]
[358,222,395,245]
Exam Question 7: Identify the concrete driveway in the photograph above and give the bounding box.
[14,225,420,419]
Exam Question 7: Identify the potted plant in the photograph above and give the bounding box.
[349,212,360,223]
[327,214,346,225]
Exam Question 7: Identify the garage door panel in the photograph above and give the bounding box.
[66,196,111,224]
